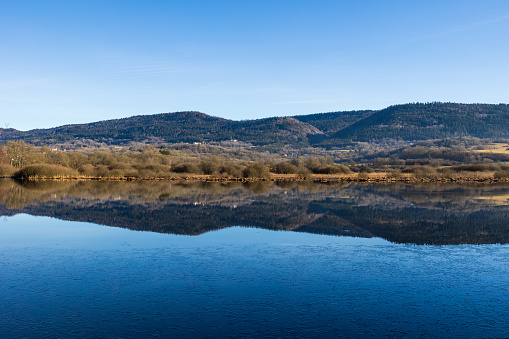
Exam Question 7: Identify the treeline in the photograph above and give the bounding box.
[369,146,509,167]
[4,139,509,181]
[362,137,509,168]
[360,141,509,179]
[0,140,351,179]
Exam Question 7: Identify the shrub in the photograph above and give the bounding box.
[172,163,201,174]
[93,165,110,177]
[357,172,369,180]
[137,169,157,178]
[313,164,351,175]
[108,162,129,171]
[402,165,438,179]
[218,164,242,177]
[67,152,89,170]
[108,169,126,178]
[13,164,79,180]
[303,156,333,172]
[242,163,270,178]
[199,160,218,175]
[0,164,16,177]
[273,161,299,174]
[359,166,373,173]
[141,164,165,173]
[296,167,312,178]
[78,164,95,176]
[494,170,509,179]
[89,151,114,166]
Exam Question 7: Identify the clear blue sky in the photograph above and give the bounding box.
[2,0,509,130]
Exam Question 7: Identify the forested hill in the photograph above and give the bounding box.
[0,111,327,147]
[1,103,509,147]
[0,110,360,147]
[292,110,375,134]
[328,102,509,142]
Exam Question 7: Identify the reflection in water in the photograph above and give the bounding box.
[1,179,509,244]
[2,181,509,338]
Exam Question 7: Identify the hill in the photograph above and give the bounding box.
[292,110,374,134]
[328,102,509,142]
[2,103,509,149]
[0,110,356,147]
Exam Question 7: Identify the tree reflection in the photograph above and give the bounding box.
[2,179,509,245]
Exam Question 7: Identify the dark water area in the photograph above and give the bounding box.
[1,179,509,337]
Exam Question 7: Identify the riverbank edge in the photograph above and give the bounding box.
[2,173,509,183]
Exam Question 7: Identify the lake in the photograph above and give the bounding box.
[1,179,509,337]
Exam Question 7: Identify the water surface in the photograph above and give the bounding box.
[1,180,509,337]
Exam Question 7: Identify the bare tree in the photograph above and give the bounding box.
[5,140,39,168]
[0,146,8,164]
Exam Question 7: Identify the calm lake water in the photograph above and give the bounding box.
[1,179,509,337]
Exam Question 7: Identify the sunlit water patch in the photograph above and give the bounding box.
[1,214,509,338]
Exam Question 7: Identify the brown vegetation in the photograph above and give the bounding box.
[3,139,509,182]
[0,164,16,177]
[13,164,80,180]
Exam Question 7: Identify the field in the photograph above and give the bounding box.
[472,143,509,154]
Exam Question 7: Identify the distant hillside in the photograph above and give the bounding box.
[0,111,326,146]
[19,111,232,144]
[2,103,509,148]
[0,110,355,147]
[329,102,509,142]
[292,110,374,134]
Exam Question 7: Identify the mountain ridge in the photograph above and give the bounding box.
[1,102,509,148]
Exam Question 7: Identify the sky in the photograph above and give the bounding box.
[1,0,509,131]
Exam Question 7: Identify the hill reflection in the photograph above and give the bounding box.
[1,179,509,245]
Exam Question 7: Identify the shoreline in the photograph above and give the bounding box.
[3,173,509,183]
